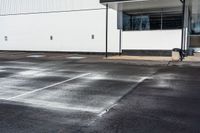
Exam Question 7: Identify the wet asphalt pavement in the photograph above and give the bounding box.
[0,52,200,133]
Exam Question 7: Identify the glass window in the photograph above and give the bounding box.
[123,13,132,31]
[122,10,182,31]
[123,13,162,31]
[191,0,200,34]
[141,16,150,30]
[149,13,162,30]
[191,15,200,34]
[131,15,150,30]
[132,16,141,30]
[162,13,182,29]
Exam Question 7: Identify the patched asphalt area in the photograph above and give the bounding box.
[0,52,200,133]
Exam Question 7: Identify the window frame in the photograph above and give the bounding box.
[122,9,183,31]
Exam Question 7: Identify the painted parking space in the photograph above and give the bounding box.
[0,61,87,99]
[0,53,200,133]
[0,53,165,133]
[0,59,154,114]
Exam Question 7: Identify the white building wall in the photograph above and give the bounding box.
[0,0,182,53]
[108,9,120,52]
[122,30,182,50]
[0,0,120,53]
[0,0,104,15]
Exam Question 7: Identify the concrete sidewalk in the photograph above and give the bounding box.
[104,55,200,67]
[106,55,172,61]
[184,56,200,62]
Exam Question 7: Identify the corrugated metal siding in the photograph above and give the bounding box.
[0,0,103,15]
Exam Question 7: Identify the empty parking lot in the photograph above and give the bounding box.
[0,52,200,133]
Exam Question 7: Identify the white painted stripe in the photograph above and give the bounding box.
[27,55,45,58]
[5,73,91,100]
[7,61,36,65]
[67,56,86,59]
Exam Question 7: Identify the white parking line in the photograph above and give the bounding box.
[7,61,36,65]
[27,55,45,58]
[5,73,91,100]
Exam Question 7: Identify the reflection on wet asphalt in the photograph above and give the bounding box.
[0,53,200,133]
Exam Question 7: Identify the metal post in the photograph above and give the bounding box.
[117,11,123,56]
[119,29,122,56]
[106,4,108,58]
[181,0,186,60]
